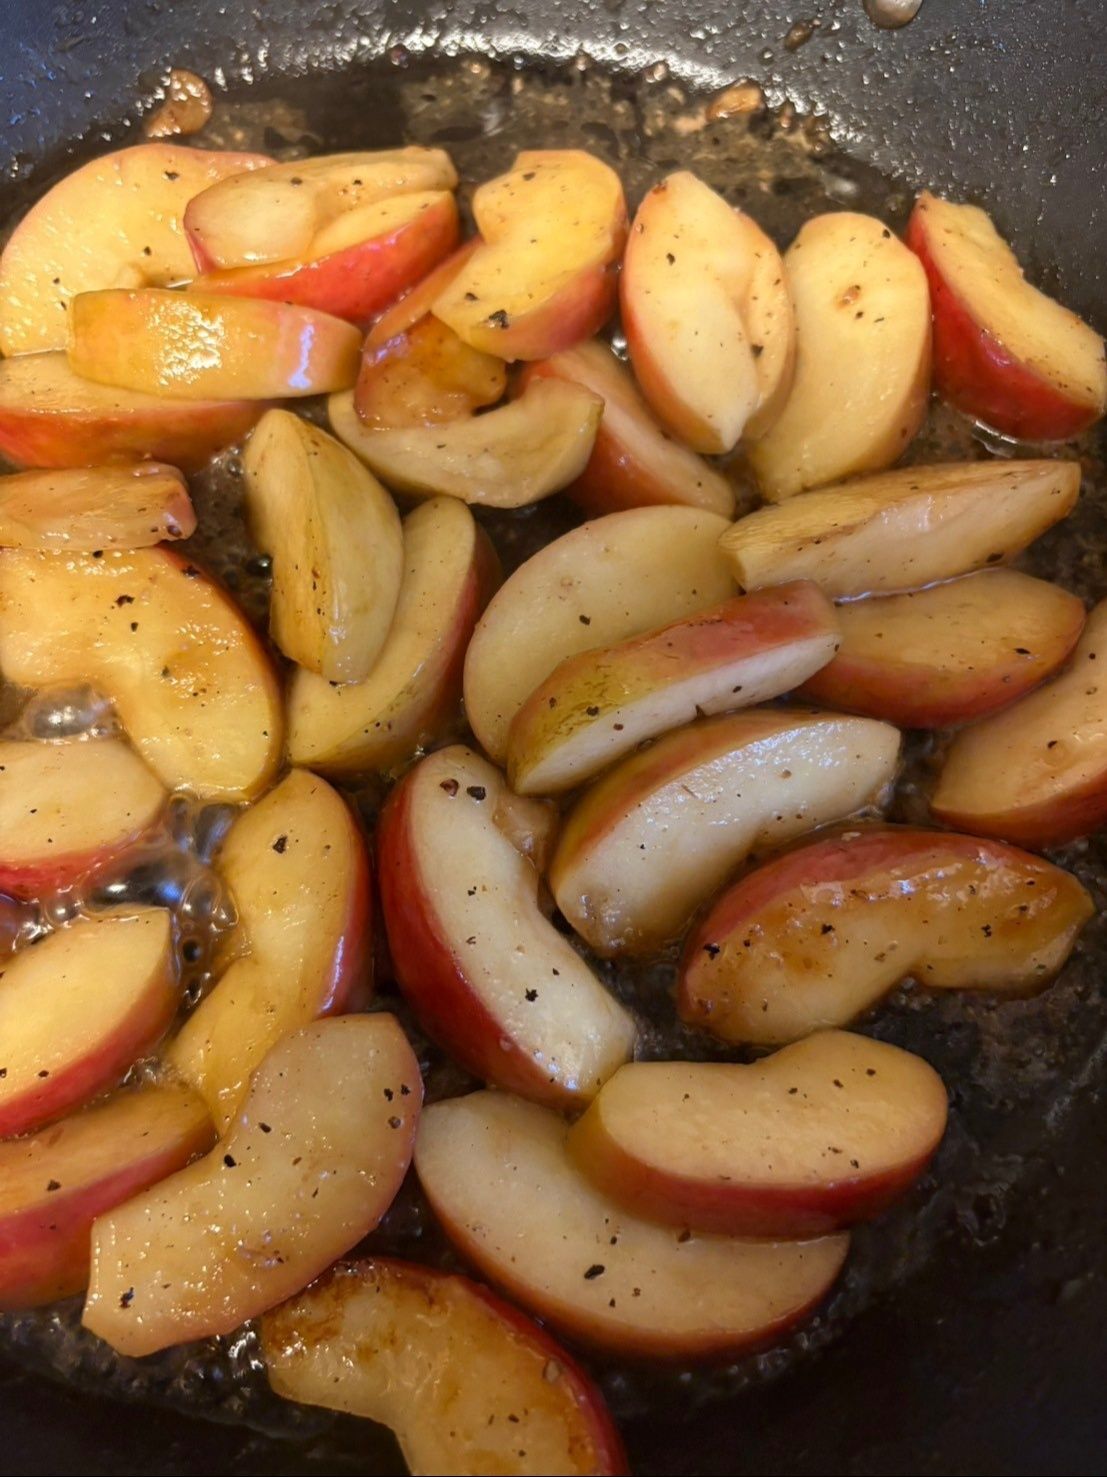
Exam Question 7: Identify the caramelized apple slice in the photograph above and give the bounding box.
[679,827,1092,1045]
[0,910,177,1137]
[379,746,636,1107]
[0,547,283,801]
[550,708,899,955]
[570,1032,948,1236]
[0,1084,213,1310]
[415,1090,849,1358]
[720,459,1080,599]
[242,410,402,683]
[507,582,839,795]
[261,1258,628,1477]
[83,1015,422,1357]
[0,739,165,899]
[167,770,372,1131]
[907,192,1107,440]
[0,464,193,551]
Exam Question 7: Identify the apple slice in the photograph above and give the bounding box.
[0,352,263,473]
[261,1258,627,1477]
[550,708,900,956]
[748,212,931,501]
[328,377,601,507]
[184,148,457,270]
[521,340,736,516]
[379,746,636,1107]
[679,826,1092,1046]
[0,739,165,899]
[907,192,1107,440]
[83,1014,422,1357]
[67,289,361,400]
[191,191,459,323]
[0,1084,213,1310]
[798,569,1086,727]
[415,1090,849,1358]
[620,171,794,453]
[167,769,372,1131]
[288,497,500,776]
[0,463,194,551]
[507,582,840,796]
[720,458,1080,599]
[570,1031,947,1237]
[242,410,402,683]
[0,909,177,1138]
[0,546,283,801]
[0,144,271,355]
[931,599,1107,846]
[465,506,736,762]
[432,150,627,360]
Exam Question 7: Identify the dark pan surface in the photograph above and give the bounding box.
[0,3,1106,1473]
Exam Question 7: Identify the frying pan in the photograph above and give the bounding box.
[1,1,1106,1473]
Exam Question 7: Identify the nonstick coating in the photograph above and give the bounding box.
[1,2,1106,1474]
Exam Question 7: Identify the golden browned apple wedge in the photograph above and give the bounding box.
[0,910,178,1138]
[0,1084,213,1310]
[242,410,403,683]
[570,1032,948,1237]
[261,1258,628,1477]
[356,313,507,430]
[679,827,1092,1045]
[83,1015,422,1357]
[415,1090,849,1359]
[287,498,500,776]
[931,600,1107,846]
[168,770,372,1131]
[506,582,839,795]
[748,212,931,500]
[0,738,165,899]
[328,377,602,507]
[0,464,194,551]
[0,546,283,801]
[464,506,736,762]
[720,459,1080,599]
[550,708,899,956]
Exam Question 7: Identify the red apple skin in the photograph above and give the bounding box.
[932,777,1107,852]
[483,265,620,363]
[907,206,1099,441]
[192,195,459,323]
[0,831,155,903]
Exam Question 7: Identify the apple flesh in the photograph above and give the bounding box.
[0,352,263,473]
[261,1257,628,1477]
[907,192,1107,441]
[0,1084,213,1310]
[798,569,1086,727]
[464,505,737,762]
[83,1014,422,1357]
[0,546,283,802]
[0,463,194,551]
[355,314,507,429]
[328,377,601,507]
[748,212,931,501]
[432,150,627,360]
[720,458,1081,600]
[0,909,178,1138]
[550,707,900,956]
[242,409,403,683]
[570,1031,948,1237]
[415,1090,849,1359]
[507,581,840,796]
[931,600,1107,846]
[167,769,373,1131]
[620,171,794,453]
[0,738,165,899]
[0,143,271,355]
[679,826,1092,1046]
[521,340,736,517]
[67,289,361,400]
[288,497,500,777]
